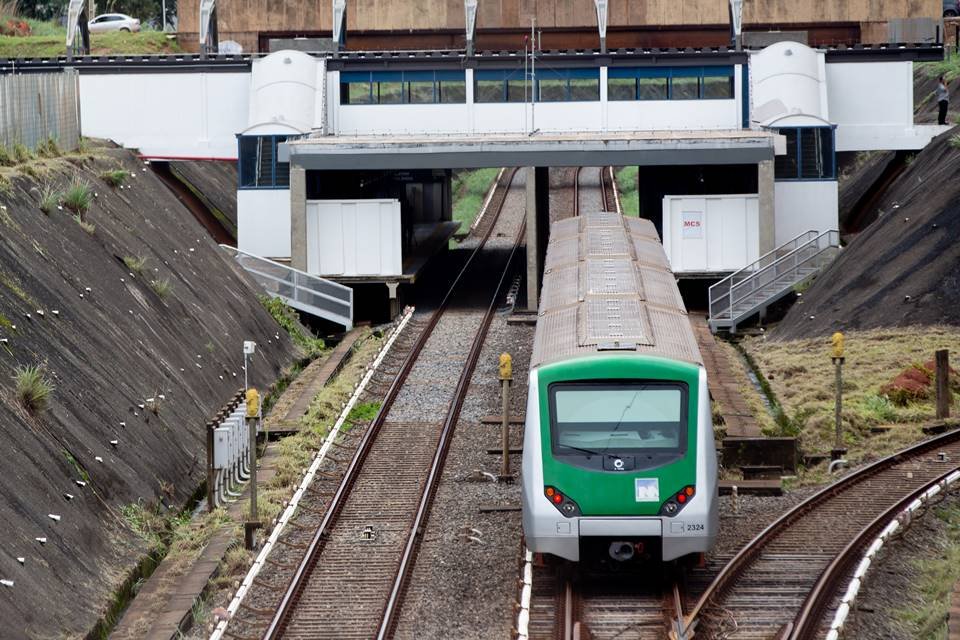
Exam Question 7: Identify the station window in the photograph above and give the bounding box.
[475,69,530,103]
[607,66,734,101]
[238,135,290,190]
[475,68,600,102]
[774,127,836,181]
[340,70,467,105]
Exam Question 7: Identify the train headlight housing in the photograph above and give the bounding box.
[544,486,581,517]
[659,485,696,517]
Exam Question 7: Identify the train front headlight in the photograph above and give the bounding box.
[544,486,581,517]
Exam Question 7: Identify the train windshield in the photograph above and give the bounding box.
[549,382,687,458]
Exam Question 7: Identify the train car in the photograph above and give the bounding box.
[521,211,717,564]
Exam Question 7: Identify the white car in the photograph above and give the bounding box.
[88,13,141,33]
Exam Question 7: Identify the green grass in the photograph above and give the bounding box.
[895,503,960,638]
[12,364,53,412]
[452,168,500,235]
[918,51,960,81]
[149,276,172,298]
[615,166,639,217]
[33,184,59,214]
[123,255,148,275]
[73,214,95,234]
[259,295,326,356]
[0,30,180,57]
[63,179,92,215]
[100,168,128,187]
[743,326,960,469]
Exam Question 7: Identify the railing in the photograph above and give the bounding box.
[222,246,354,329]
[709,229,840,325]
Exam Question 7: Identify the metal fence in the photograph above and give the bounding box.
[0,69,80,154]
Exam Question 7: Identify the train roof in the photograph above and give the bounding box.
[530,212,703,370]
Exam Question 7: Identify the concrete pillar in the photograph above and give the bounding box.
[290,165,308,271]
[758,160,775,254]
[526,167,539,310]
[525,167,550,311]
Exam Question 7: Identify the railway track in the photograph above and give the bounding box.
[254,168,525,639]
[686,428,960,639]
[572,167,616,217]
[525,559,687,640]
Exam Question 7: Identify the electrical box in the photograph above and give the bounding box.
[213,426,231,469]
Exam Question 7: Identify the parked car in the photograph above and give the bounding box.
[945,0,958,17]
[88,13,141,33]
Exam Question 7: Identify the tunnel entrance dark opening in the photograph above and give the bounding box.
[635,164,758,238]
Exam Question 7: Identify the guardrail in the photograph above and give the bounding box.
[222,246,353,330]
[708,229,839,332]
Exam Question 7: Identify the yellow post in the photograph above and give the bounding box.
[831,333,846,458]
[245,388,261,548]
[499,353,513,478]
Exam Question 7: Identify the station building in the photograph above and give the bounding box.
[74,37,945,322]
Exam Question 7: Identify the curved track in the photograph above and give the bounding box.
[686,428,960,639]
[262,168,525,639]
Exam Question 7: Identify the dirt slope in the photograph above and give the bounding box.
[773,127,960,340]
[0,147,297,637]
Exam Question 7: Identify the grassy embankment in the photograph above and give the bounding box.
[740,327,960,483]
[451,168,500,246]
[0,12,180,57]
[614,166,639,216]
[895,501,960,638]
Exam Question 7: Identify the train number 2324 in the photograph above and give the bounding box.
[686,523,705,532]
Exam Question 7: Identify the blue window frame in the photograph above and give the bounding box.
[774,127,836,181]
[238,135,289,190]
[475,68,600,103]
[607,66,735,101]
[340,70,466,105]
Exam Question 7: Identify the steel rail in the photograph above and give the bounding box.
[377,214,528,639]
[598,166,609,212]
[683,427,960,635]
[263,166,519,638]
[789,464,960,640]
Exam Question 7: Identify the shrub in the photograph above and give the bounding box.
[12,364,53,412]
[12,142,32,163]
[36,137,60,158]
[951,134,960,150]
[33,184,59,214]
[259,295,326,355]
[0,145,13,167]
[101,169,128,187]
[63,179,92,215]
[123,255,148,275]
[149,277,172,298]
[863,394,897,423]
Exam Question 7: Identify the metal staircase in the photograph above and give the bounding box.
[708,229,840,333]
[222,246,353,330]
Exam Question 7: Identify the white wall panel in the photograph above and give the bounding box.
[662,194,759,274]
[773,181,838,246]
[237,189,291,259]
[306,199,402,276]
[79,72,249,159]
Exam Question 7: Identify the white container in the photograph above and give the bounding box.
[661,194,759,274]
[306,199,402,277]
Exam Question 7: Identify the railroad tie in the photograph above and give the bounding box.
[237,600,278,617]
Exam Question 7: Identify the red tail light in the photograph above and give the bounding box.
[544,486,581,517]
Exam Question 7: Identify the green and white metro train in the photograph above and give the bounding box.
[521,211,717,563]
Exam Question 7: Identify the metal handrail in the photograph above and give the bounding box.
[708,229,818,318]
[708,229,838,320]
[727,230,838,311]
[221,245,353,329]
